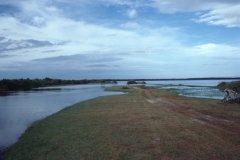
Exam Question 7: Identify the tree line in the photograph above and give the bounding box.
[0,78,117,91]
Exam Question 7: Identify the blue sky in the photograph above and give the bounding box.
[0,0,240,79]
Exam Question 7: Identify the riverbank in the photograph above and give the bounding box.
[0,78,117,91]
[3,86,240,159]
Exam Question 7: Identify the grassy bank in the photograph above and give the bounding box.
[3,86,240,159]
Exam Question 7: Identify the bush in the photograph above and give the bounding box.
[217,82,227,87]
[127,80,137,85]
[217,80,240,92]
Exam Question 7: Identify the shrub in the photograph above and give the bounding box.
[217,80,240,92]
[127,80,137,85]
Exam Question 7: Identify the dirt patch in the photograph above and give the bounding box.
[146,98,175,106]
[196,110,238,121]
[140,89,240,134]
[146,98,166,104]
[133,87,141,90]
[193,118,206,124]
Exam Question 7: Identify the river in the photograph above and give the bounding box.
[0,79,238,157]
[0,82,126,157]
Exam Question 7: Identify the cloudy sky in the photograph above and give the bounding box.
[0,0,240,79]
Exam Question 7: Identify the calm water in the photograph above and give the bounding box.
[0,79,238,157]
[145,79,235,86]
[0,83,126,156]
[146,79,239,99]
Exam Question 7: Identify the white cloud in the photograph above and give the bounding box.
[149,0,240,27]
[1,0,240,78]
[98,0,240,27]
[30,16,46,27]
[0,0,182,56]
[151,0,240,13]
[197,5,240,27]
[152,0,208,13]
[185,43,240,58]
[0,8,182,66]
[98,0,145,8]
[126,9,137,18]
[120,22,140,28]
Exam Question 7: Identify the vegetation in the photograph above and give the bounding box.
[127,80,137,85]
[127,80,146,85]
[3,86,240,159]
[217,80,240,92]
[0,78,117,91]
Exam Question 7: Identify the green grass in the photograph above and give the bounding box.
[3,86,240,160]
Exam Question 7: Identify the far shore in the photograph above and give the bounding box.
[3,86,240,159]
[0,78,118,92]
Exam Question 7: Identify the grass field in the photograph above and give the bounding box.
[3,86,240,160]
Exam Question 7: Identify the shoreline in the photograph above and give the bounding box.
[3,86,240,159]
[0,84,124,157]
[0,82,118,92]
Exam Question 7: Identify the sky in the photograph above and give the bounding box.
[0,0,240,79]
